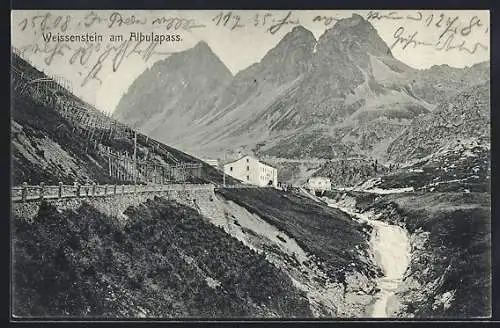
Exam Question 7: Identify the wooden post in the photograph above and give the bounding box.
[133,162,137,182]
[121,185,125,195]
[39,182,45,200]
[133,130,137,184]
[128,159,132,181]
[21,182,27,202]
[58,182,63,198]
[125,159,129,181]
[108,155,112,176]
[104,185,107,196]
[114,184,117,194]
[121,156,125,180]
[88,117,96,141]
[75,182,80,197]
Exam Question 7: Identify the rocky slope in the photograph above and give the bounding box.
[387,82,490,164]
[311,79,490,188]
[353,82,491,192]
[114,14,488,163]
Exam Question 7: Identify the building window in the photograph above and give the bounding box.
[246,158,249,163]
[247,166,249,171]
[230,167,233,172]
[247,175,249,180]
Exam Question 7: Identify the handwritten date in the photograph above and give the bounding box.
[211,11,299,34]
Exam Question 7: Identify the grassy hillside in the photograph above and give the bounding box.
[12,197,311,318]
[11,53,235,186]
[216,188,378,284]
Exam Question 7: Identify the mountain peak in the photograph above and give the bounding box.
[318,13,393,57]
[191,40,215,55]
[252,24,315,81]
[350,13,366,22]
[194,40,210,49]
[180,41,231,73]
[331,13,372,32]
[290,25,313,36]
[274,25,316,47]
[114,39,232,123]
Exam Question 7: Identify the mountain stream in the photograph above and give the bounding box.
[368,219,410,317]
[326,200,411,317]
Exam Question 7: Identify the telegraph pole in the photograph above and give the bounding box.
[221,154,227,187]
[218,156,226,187]
[223,164,226,187]
[133,129,137,184]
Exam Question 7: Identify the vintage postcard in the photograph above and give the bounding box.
[10,9,490,320]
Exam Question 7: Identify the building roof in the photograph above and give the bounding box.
[223,155,277,169]
[259,160,277,169]
[222,154,251,166]
[308,176,331,181]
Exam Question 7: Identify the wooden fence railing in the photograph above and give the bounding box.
[11,182,216,203]
[216,184,264,189]
[10,180,279,203]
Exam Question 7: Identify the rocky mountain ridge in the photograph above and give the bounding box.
[113,14,489,165]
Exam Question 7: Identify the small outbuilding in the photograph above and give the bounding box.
[307,176,331,194]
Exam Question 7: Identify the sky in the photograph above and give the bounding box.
[11,10,490,113]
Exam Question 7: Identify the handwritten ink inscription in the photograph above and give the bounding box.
[14,10,489,89]
[18,39,168,87]
[365,11,488,54]
[81,40,163,87]
[211,11,300,34]
[15,11,197,87]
